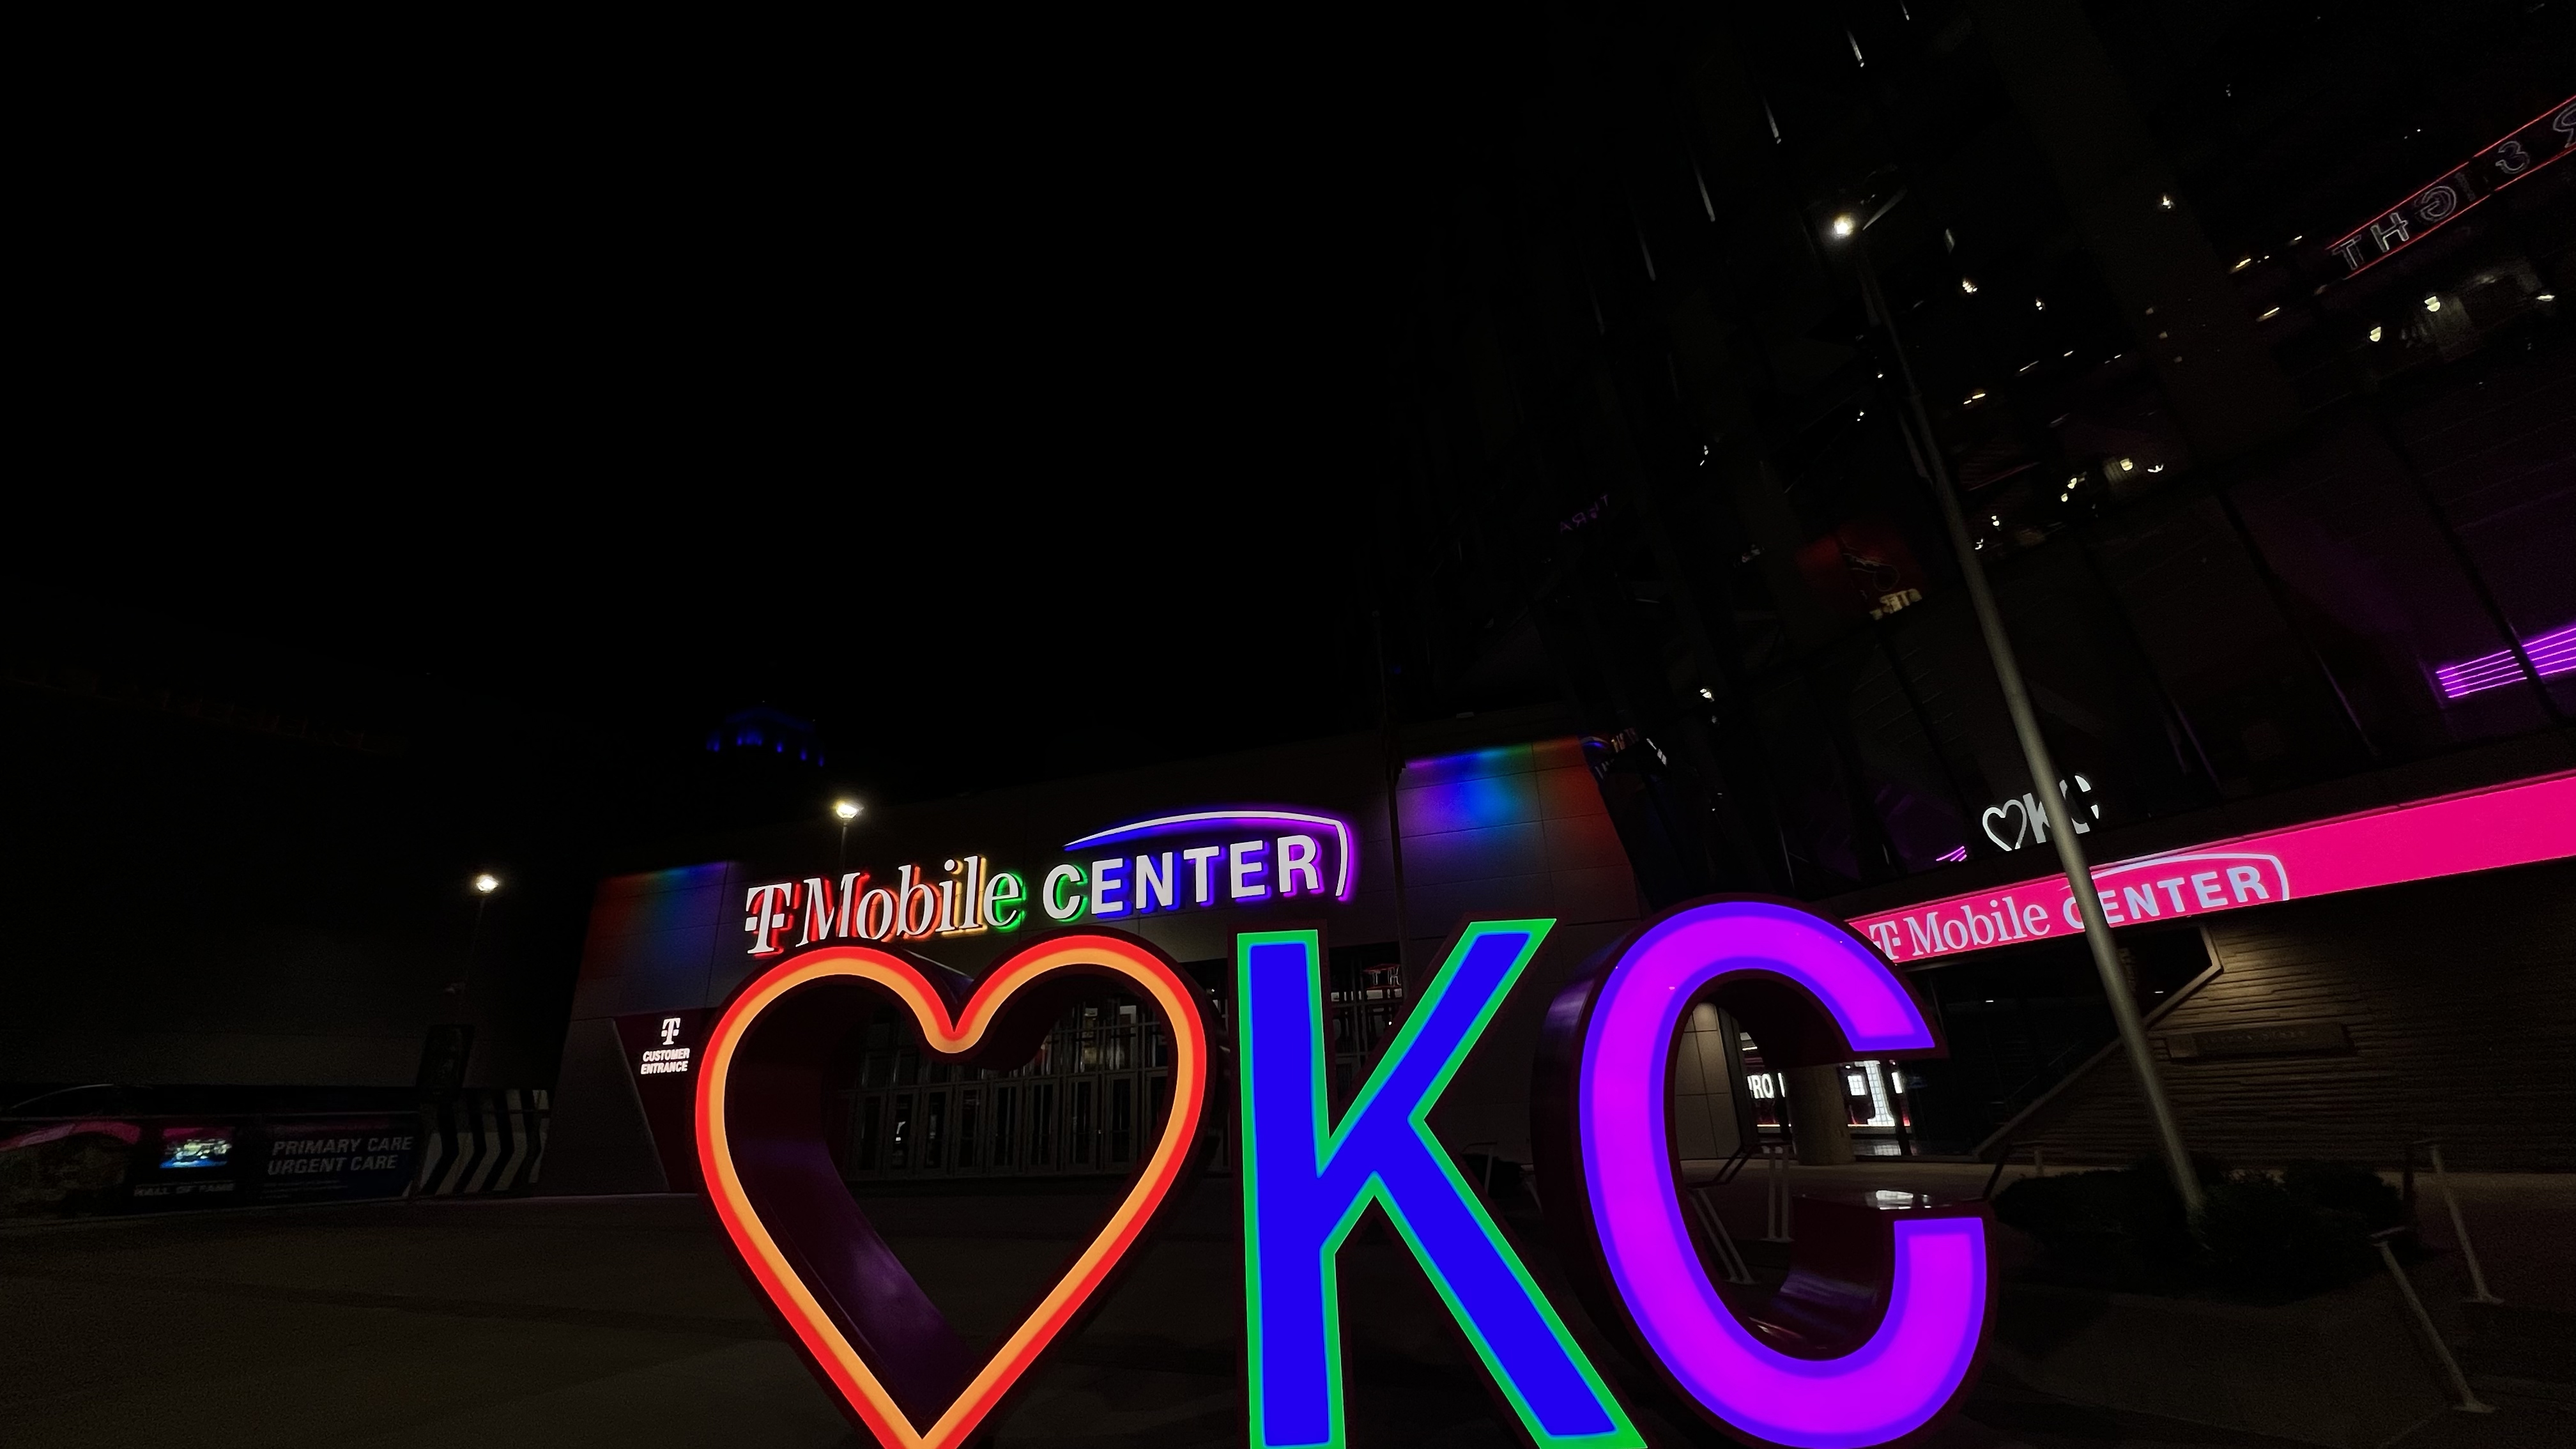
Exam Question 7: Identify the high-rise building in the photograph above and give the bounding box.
[1356,0,2573,1158]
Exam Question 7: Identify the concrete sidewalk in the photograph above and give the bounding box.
[3,1177,2568,1448]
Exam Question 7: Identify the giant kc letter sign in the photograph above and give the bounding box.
[1239,900,1986,1449]
[703,899,1987,1448]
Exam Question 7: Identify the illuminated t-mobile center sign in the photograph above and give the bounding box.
[696,898,1986,1449]
[1849,770,2576,966]
[740,808,1357,956]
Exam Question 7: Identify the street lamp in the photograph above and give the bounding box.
[1828,199,2204,1215]
[474,873,500,895]
[832,799,863,872]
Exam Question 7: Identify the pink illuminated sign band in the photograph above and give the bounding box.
[1850,770,2576,966]
[1535,899,1988,1448]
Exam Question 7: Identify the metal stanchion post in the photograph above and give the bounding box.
[2426,1143,2502,1305]
[1886,1061,1914,1158]
[1763,1141,1795,1243]
[1689,1186,1757,1286]
[1981,1144,2016,1200]
[2374,1230,2494,1414]
[1772,1144,1793,1238]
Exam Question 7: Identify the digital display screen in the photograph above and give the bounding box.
[158,1129,233,1170]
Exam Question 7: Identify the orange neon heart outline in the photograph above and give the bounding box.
[694,933,1211,1449]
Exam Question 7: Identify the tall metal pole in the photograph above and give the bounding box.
[1847,220,2204,1214]
[464,893,491,994]
[1370,610,1414,982]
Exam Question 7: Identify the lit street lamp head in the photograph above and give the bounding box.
[1830,213,1857,239]
[473,873,500,895]
[833,800,862,822]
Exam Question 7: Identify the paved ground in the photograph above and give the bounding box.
[2,1170,2567,1448]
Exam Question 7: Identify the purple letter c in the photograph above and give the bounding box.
[1537,898,1989,1448]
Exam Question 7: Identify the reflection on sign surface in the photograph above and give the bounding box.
[1979,774,2099,852]
[2326,96,2574,278]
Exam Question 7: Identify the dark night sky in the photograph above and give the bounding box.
[8,16,1510,1091]
[17,15,1487,804]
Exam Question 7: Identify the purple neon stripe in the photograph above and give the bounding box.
[1061,810,1357,900]
[2441,673,2520,697]
[2437,622,2576,699]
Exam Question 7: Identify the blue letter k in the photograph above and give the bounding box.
[1238,923,1640,1449]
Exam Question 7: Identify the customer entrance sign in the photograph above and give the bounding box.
[1850,770,2576,967]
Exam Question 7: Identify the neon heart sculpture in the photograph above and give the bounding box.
[694,932,1215,1449]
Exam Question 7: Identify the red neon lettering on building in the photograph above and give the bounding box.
[2325,96,2575,278]
[897,864,940,939]
[798,873,864,946]
[743,882,797,955]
